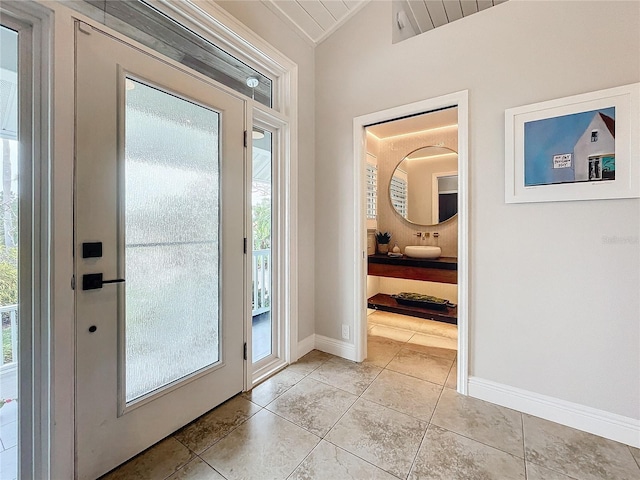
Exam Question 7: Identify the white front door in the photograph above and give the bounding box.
[74,23,245,480]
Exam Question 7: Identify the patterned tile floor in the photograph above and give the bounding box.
[102,312,640,480]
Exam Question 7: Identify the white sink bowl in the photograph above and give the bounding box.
[404,245,441,259]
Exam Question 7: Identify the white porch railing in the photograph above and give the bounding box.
[1,304,18,369]
[252,249,271,316]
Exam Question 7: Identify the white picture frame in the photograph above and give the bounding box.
[505,83,639,203]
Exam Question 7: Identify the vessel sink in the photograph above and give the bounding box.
[404,245,442,259]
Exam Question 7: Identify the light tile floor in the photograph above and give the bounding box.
[102,313,640,480]
[0,366,18,480]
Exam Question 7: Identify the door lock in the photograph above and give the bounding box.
[82,273,126,291]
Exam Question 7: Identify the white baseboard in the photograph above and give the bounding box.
[297,334,316,359]
[468,377,640,448]
[314,334,358,362]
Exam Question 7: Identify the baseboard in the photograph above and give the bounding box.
[314,334,358,362]
[468,377,640,448]
[297,334,316,359]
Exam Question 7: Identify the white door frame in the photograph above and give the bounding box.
[353,91,470,394]
[27,0,299,477]
[246,105,294,387]
[0,3,53,478]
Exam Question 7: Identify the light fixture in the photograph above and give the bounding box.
[252,129,265,140]
[246,77,259,88]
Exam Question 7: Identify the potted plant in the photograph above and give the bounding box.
[375,231,392,254]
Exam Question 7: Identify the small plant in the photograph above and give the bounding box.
[375,231,392,244]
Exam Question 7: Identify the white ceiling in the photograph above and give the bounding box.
[366,107,458,139]
[261,0,369,45]
[262,1,509,45]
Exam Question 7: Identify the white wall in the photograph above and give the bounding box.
[216,1,316,341]
[315,0,639,422]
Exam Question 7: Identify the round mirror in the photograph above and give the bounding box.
[389,146,458,226]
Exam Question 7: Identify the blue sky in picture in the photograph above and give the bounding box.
[524,106,615,186]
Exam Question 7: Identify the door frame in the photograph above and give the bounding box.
[352,91,470,394]
[246,106,293,387]
[27,1,299,477]
[0,2,53,479]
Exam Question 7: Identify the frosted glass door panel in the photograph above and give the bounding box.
[125,79,220,402]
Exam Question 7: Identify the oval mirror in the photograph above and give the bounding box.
[389,146,458,226]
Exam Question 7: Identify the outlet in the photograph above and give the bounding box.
[341,324,350,340]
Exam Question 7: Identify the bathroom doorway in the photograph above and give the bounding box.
[353,92,469,394]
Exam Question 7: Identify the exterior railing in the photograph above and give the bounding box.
[1,304,18,369]
[252,249,271,316]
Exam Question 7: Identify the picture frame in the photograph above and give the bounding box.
[505,83,639,203]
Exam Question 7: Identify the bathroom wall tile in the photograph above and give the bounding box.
[361,369,442,421]
[525,462,578,480]
[173,396,261,454]
[523,414,640,480]
[266,377,357,437]
[431,388,524,458]
[201,409,319,480]
[242,368,305,406]
[325,398,427,478]
[386,348,453,385]
[408,425,526,480]
[286,350,333,376]
[101,437,195,480]
[309,358,382,395]
[288,440,398,480]
[166,458,225,480]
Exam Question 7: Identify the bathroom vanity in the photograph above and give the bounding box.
[367,254,458,324]
[367,254,457,284]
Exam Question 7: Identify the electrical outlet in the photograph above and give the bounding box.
[341,324,350,340]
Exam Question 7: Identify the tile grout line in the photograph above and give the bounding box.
[522,413,529,479]
[197,452,230,480]
[192,353,332,480]
[405,381,448,478]
[628,445,640,471]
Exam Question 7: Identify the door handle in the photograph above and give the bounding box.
[82,273,126,291]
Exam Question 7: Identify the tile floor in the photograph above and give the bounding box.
[102,312,640,480]
[0,366,17,480]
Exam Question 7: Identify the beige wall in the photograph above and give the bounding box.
[216,1,316,341]
[315,0,640,420]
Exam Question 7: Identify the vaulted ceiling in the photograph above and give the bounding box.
[262,0,368,45]
[262,0,509,45]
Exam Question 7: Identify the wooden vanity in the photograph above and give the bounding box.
[367,254,457,284]
[367,254,458,324]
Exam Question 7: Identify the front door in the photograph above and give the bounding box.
[75,23,245,480]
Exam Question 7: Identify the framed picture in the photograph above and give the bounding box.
[505,83,639,203]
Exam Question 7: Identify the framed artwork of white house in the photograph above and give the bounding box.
[505,83,639,203]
